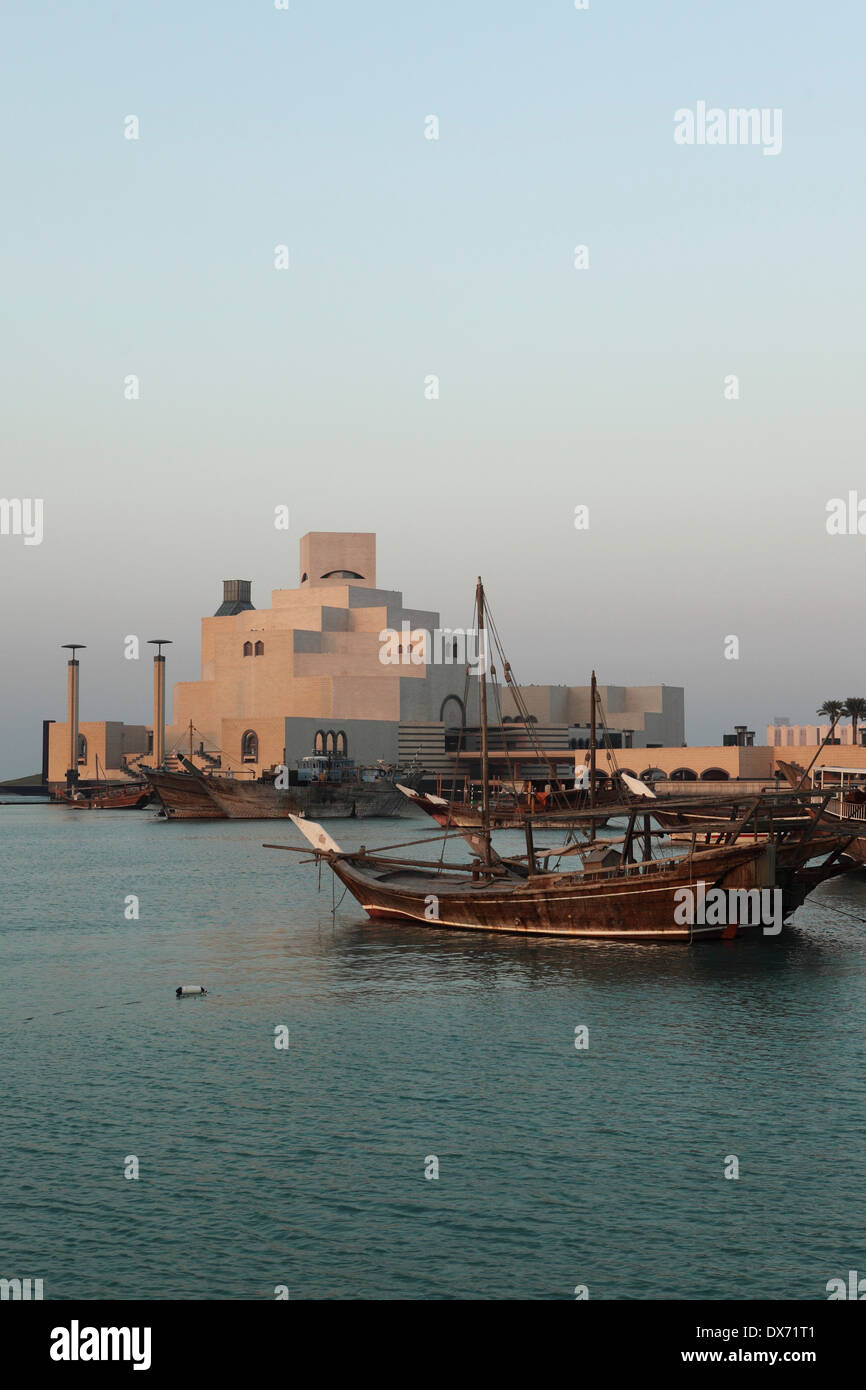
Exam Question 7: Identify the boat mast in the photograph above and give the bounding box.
[794,716,840,792]
[590,670,597,809]
[477,577,492,867]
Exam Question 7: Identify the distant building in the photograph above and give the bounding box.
[48,532,475,783]
[722,726,755,747]
[500,683,684,749]
[45,531,688,786]
[767,722,862,747]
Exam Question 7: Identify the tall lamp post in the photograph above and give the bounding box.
[148,640,172,768]
[61,644,86,791]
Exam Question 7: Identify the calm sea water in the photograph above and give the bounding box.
[2,802,866,1301]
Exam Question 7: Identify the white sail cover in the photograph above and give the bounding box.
[289,814,343,853]
[620,772,657,799]
[396,784,449,806]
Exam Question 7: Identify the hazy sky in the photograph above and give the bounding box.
[1,1,864,776]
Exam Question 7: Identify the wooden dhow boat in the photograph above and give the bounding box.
[395,783,615,831]
[146,752,412,820]
[267,581,855,942]
[278,815,773,941]
[56,782,152,810]
[54,757,151,810]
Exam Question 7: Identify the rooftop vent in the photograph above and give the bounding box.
[215,579,255,617]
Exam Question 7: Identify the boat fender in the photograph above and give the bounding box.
[176,985,207,997]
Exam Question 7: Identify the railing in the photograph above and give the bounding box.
[827,795,866,822]
[651,779,779,797]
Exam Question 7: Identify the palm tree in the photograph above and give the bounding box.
[817,700,844,741]
[843,698,866,746]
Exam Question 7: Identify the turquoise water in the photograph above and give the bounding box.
[2,803,866,1300]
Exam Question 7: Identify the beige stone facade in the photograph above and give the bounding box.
[48,532,473,782]
[593,743,866,786]
[767,722,864,748]
[46,721,150,784]
[502,683,684,747]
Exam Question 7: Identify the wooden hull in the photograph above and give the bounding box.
[147,770,225,819]
[654,806,809,835]
[818,806,866,865]
[207,777,408,820]
[410,790,609,831]
[774,836,858,913]
[326,842,772,941]
[148,768,409,820]
[56,785,152,810]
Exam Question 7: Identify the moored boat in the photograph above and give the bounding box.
[145,752,414,820]
[56,782,152,810]
[281,817,773,941]
[269,578,855,942]
[396,783,610,830]
[54,754,152,810]
[143,766,225,819]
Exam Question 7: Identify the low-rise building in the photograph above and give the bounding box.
[501,683,684,749]
[44,531,693,791]
[767,721,864,748]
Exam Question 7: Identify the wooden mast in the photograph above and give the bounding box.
[477,577,492,868]
[590,670,597,809]
[794,716,840,791]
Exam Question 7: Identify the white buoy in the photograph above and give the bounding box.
[176,985,207,997]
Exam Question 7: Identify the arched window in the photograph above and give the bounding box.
[314,730,325,753]
[325,730,336,753]
[701,767,730,780]
[243,641,252,657]
[640,767,666,782]
[254,640,264,656]
[320,570,364,580]
[77,733,87,764]
[241,730,259,762]
[670,767,698,781]
[336,731,348,756]
[439,694,465,726]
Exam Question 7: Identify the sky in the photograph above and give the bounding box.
[1,1,865,775]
